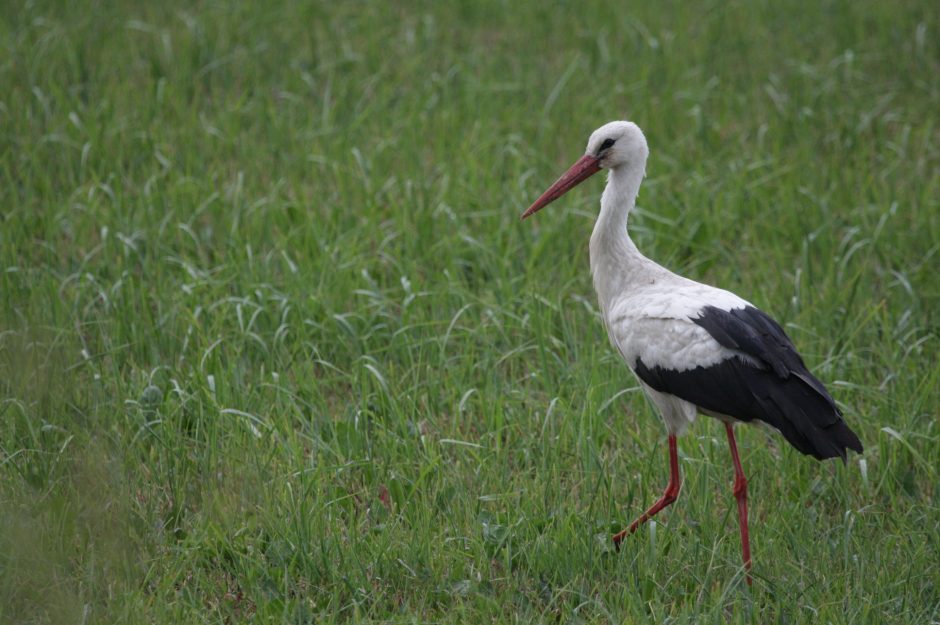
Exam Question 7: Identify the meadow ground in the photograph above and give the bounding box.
[1,0,939,623]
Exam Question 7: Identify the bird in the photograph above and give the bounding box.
[521,120,863,584]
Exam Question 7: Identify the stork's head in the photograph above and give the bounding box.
[586,121,649,170]
[521,120,649,219]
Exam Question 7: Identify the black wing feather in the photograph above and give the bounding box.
[633,305,863,461]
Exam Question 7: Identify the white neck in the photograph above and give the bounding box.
[589,164,658,312]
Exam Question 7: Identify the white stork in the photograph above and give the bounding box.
[522,121,863,583]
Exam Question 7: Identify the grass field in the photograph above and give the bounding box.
[2,0,939,622]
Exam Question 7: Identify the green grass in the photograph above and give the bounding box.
[2,0,939,622]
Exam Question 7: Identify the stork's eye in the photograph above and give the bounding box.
[598,138,616,153]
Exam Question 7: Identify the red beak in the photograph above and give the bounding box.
[521,154,602,220]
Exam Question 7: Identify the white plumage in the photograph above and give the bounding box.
[586,123,755,433]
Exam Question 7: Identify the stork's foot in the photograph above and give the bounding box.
[725,423,752,586]
[612,485,679,550]
[612,435,681,550]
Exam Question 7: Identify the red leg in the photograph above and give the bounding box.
[613,435,680,548]
[725,423,752,585]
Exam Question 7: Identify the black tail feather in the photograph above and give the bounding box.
[634,356,864,461]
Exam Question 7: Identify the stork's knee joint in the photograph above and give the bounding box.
[664,482,681,502]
